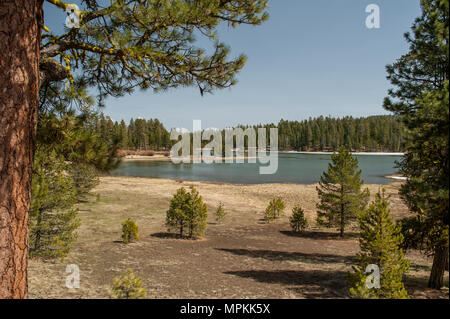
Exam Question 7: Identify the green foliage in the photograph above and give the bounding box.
[67,163,100,201]
[166,187,208,238]
[37,107,121,172]
[275,115,406,152]
[98,115,172,151]
[41,0,269,105]
[32,95,119,257]
[384,0,448,116]
[98,114,407,153]
[290,206,308,232]
[111,269,147,299]
[399,215,428,251]
[215,202,227,224]
[31,108,112,258]
[264,197,285,223]
[29,147,80,258]
[384,0,449,289]
[316,146,370,237]
[348,190,410,299]
[121,218,140,244]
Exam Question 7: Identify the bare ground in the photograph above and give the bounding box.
[28,177,449,299]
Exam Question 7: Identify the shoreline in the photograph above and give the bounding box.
[386,175,408,181]
[285,151,404,156]
[103,174,404,187]
[122,151,404,162]
[122,154,171,162]
[98,175,405,200]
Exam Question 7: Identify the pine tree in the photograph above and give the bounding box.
[0,0,269,296]
[187,187,208,238]
[29,98,115,260]
[215,202,227,224]
[67,163,100,202]
[166,187,208,238]
[111,269,147,299]
[37,108,121,172]
[316,146,370,237]
[348,189,410,299]
[121,218,140,244]
[384,0,449,289]
[290,206,309,232]
[119,120,128,149]
[264,197,285,223]
[166,187,190,238]
[29,148,80,258]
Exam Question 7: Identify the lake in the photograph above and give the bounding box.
[109,153,403,185]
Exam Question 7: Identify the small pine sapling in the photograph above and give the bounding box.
[166,187,208,238]
[111,269,147,299]
[264,197,285,223]
[121,218,140,244]
[348,189,410,299]
[215,202,226,224]
[290,206,309,232]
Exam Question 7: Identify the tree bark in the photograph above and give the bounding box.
[428,245,449,289]
[340,201,345,238]
[0,0,42,299]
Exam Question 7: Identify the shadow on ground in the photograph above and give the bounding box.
[409,263,431,272]
[150,232,204,240]
[150,232,181,239]
[280,230,360,240]
[217,248,356,265]
[224,269,349,298]
[403,274,449,298]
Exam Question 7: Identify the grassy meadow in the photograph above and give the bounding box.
[28,177,448,299]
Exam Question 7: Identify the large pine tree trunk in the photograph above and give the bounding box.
[428,245,449,289]
[340,202,345,238]
[0,0,42,299]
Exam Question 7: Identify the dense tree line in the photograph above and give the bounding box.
[274,115,406,152]
[100,114,406,152]
[95,114,172,151]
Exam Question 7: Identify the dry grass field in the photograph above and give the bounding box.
[28,177,449,299]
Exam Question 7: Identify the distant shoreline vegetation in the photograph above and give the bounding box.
[95,114,407,153]
[119,150,405,161]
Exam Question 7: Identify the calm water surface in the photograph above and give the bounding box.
[110,153,402,185]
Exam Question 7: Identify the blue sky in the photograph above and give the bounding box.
[44,0,421,130]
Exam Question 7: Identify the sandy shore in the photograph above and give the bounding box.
[123,154,260,162]
[122,154,172,162]
[386,175,408,180]
[95,176,410,222]
[123,151,404,163]
[288,151,404,156]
